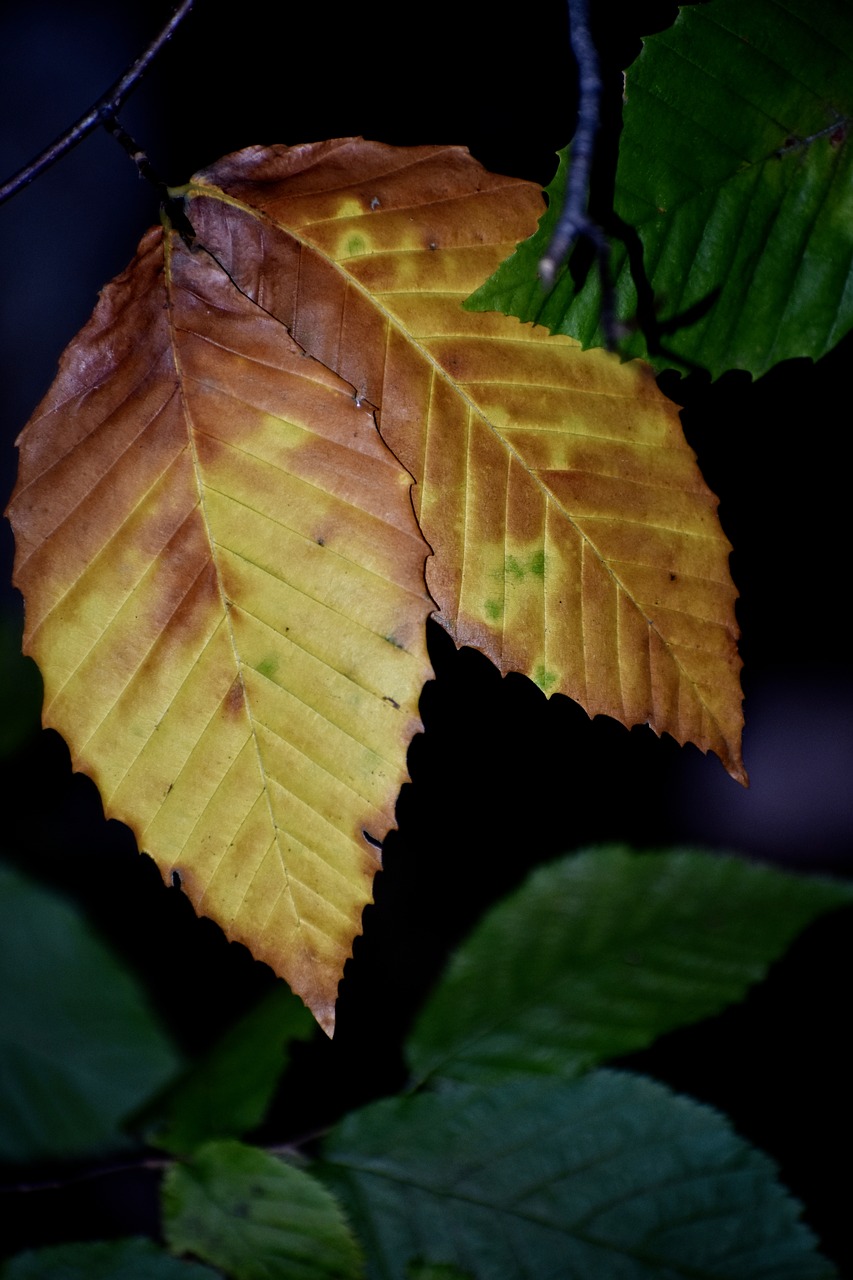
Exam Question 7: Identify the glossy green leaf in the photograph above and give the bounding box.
[145,984,315,1155]
[162,1139,364,1280]
[467,0,853,378]
[0,1238,218,1280]
[407,846,853,1087]
[319,1071,833,1279]
[0,864,182,1163]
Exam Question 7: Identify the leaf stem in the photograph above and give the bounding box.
[101,116,166,188]
[0,0,194,208]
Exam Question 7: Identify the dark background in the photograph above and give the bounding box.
[1,0,851,1272]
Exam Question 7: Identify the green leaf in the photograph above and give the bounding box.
[407,846,853,1087]
[0,1238,218,1280]
[162,1139,364,1280]
[145,984,315,1155]
[320,1072,833,1280]
[0,864,182,1163]
[467,0,853,379]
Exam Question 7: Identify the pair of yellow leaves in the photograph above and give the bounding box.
[7,139,743,1031]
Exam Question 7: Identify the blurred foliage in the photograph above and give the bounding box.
[3,846,847,1277]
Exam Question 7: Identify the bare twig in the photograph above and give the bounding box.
[0,1137,315,1197]
[539,0,602,283]
[540,0,617,346]
[0,1154,171,1195]
[0,0,194,208]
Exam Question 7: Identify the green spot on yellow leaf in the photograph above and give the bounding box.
[533,666,557,693]
[484,599,502,621]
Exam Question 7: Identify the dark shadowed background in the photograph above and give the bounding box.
[1,0,851,1271]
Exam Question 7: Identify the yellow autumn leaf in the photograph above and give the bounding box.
[186,138,744,782]
[7,224,433,1033]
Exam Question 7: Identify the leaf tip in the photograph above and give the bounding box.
[728,754,749,789]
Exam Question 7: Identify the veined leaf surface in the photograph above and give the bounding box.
[320,1072,832,1279]
[162,1139,364,1280]
[7,225,433,1032]
[407,846,853,1087]
[186,139,744,780]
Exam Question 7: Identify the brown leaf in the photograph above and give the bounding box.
[186,139,744,782]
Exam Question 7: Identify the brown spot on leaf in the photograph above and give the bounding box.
[224,674,246,716]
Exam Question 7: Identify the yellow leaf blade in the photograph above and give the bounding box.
[8,225,433,1032]
[188,140,744,781]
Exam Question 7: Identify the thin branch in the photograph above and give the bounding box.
[0,1155,171,1195]
[540,0,617,347]
[774,113,850,157]
[0,1137,316,1196]
[0,0,194,208]
[540,0,602,283]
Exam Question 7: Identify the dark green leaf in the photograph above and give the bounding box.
[0,1238,218,1280]
[407,846,853,1087]
[145,984,315,1155]
[162,1139,364,1280]
[467,0,853,378]
[0,864,182,1163]
[319,1071,834,1280]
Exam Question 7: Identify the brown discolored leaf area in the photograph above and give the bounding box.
[7,139,744,1031]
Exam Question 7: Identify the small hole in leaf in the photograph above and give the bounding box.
[171,870,182,889]
[363,830,383,849]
